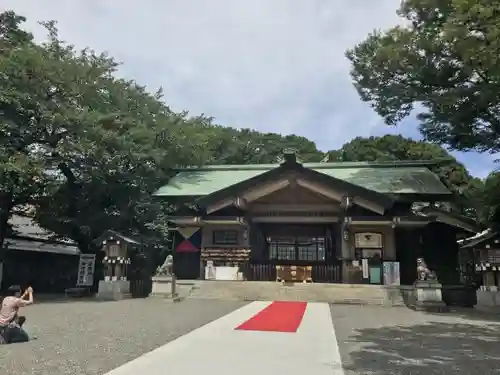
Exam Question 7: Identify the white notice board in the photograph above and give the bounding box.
[77,254,96,286]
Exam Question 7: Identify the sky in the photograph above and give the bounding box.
[3,0,498,178]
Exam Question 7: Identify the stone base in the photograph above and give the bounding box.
[476,290,500,311]
[151,276,179,299]
[412,281,449,312]
[96,280,131,301]
[413,300,450,312]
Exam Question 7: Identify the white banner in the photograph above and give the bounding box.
[77,254,96,286]
[383,261,401,285]
[361,258,369,279]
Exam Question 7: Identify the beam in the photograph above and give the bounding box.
[252,216,339,223]
[205,179,290,214]
[242,179,290,202]
[201,216,248,225]
[296,178,385,215]
[250,204,340,213]
[205,196,248,215]
[344,216,431,227]
[167,216,201,225]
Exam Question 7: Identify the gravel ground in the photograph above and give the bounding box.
[331,304,500,374]
[0,298,246,375]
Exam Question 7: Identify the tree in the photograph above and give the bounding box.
[325,135,484,220]
[482,171,500,229]
[204,127,324,164]
[0,12,51,259]
[346,0,500,153]
[1,11,326,271]
[1,14,212,260]
[30,24,212,253]
[0,11,33,53]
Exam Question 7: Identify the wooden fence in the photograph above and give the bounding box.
[311,264,342,283]
[240,263,342,283]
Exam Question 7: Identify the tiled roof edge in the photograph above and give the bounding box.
[172,160,444,172]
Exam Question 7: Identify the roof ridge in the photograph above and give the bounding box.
[173,160,440,171]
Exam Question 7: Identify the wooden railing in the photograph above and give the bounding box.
[311,264,342,283]
[240,263,277,281]
[240,263,342,283]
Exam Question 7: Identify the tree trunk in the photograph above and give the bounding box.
[57,163,101,292]
[58,162,95,253]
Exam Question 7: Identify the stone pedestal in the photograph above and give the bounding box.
[413,281,449,312]
[151,276,178,298]
[476,287,500,311]
[96,280,131,301]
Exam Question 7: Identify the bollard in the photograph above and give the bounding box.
[171,273,177,298]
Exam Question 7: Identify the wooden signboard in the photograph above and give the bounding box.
[354,233,383,248]
[276,265,312,283]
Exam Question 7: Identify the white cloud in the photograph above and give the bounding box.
[4,0,401,152]
[4,0,496,176]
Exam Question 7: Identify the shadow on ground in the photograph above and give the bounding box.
[33,294,150,304]
[345,322,500,374]
[436,308,500,323]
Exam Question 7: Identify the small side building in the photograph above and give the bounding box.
[459,229,500,290]
[1,215,80,293]
[155,152,476,286]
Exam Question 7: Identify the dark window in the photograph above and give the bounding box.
[297,237,325,261]
[269,237,296,261]
[268,236,326,261]
[213,230,239,245]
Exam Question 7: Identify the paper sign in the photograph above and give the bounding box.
[362,258,369,279]
[77,254,96,286]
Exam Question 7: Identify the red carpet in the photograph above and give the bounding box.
[235,301,307,333]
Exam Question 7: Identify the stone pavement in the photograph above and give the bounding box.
[3,299,500,375]
[331,305,500,374]
[104,302,500,375]
[105,301,343,375]
[0,299,247,375]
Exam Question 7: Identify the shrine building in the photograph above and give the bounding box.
[154,151,476,285]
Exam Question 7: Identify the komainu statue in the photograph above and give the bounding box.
[156,254,174,277]
[416,257,437,281]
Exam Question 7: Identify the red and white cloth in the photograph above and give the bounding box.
[106,301,344,375]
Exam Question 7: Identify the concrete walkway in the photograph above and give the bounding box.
[104,301,345,375]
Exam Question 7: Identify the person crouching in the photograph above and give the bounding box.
[0,285,34,344]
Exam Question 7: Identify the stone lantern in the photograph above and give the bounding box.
[95,230,140,300]
[102,238,131,281]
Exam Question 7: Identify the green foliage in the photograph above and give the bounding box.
[204,127,324,164]
[346,0,500,153]
[0,11,49,255]
[0,11,33,53]
[480,171,500,228]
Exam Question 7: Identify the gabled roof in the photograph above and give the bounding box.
[5,238,80,256]
[6,215,79,255]
[9,215,74,243]
[154,160,452,198]
[93,230,142,246]
[195,157,395,212]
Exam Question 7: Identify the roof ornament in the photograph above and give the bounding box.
[280,148,301,166]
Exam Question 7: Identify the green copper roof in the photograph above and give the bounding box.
[154,162,451,197]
